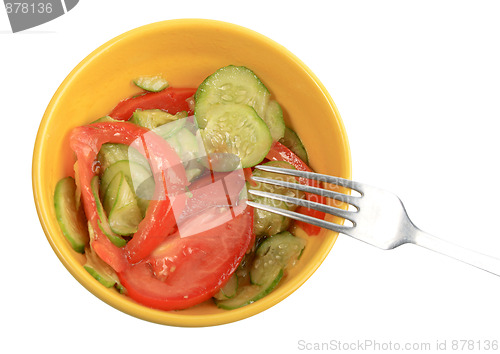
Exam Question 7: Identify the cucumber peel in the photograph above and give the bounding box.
[54,177,89,253]
[213,274,239,300]
[215,270,283,310]
[133,75,169,92]
[90,176,127,247]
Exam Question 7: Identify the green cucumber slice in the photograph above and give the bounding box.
[97,143,129,172]
[250,194,290,237]
[97,143,150,173]
[91,115,121,124]
[248,161,304,236]
[279,127,309,164]
[133,75,169,92]
[100,160,153,201]
[103,172,123,214]
[250,231,306,286]
[251,160,305,211]
[264,100,285,141]
[54,177,89,253]
[131,109,186,131]
[215,270,283,310]
[90,176,127,247]
[213,274,239,300]
[200,103,272,168]
[195,65,270,128]
[108,175,143,236]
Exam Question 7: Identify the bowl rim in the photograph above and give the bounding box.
[32,18,352,327]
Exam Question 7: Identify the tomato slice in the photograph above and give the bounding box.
[266,142,325,235]
[118,205,254,310]
[109,87,196,121]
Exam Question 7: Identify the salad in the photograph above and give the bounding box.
[54,65,326,311]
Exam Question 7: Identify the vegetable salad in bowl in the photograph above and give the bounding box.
[54,65,326,311]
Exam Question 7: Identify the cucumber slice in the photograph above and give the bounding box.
[279,127,309,164]
[133,75,169,92]
[200,103,272,168]
[91,115,121,124]
[250,231,307,286]
[153,118,186,140]
[90,176,127,247]
[213,274,239,300]
[195,65,270,128]
[108,176,143,236]
[215,270,283,310]
[103,172,123,214]
[166,127,199,162]
[251,160,305,211]
[264,100,285,141]
[97,144,128,174]
[248,161,304,236]
[100,160,153,201]
[54,177,89,253]
[251,194,290,237]
[97,143,150,173]
[131,109,186,130]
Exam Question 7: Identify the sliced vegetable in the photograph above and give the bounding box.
[54,177,89,253]
[90,176,127,247]
[266,142,326,235]
[249,161,304,236]
[251,160,304,209]
[118,205,253,311]
[200,103,272,168]
[92,116,121,124]
[250,231,306,286]
[97,143,150,173]
[109,87,196,121]
[213,274,239,300]
[100,160,153,203]
[217,231,306,310]
[264,100,285,141]
[133,75,169,92]
[131,109,186,130]
[69,122,188,269]
[108,174,143,236]
[215,271,283,310]
[279,127,309,164]
[195,65,270,128]
[103,172,123,213]
[250,193,290,237]
[84,224,123,290]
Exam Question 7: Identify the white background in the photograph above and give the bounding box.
[1,1,500,353]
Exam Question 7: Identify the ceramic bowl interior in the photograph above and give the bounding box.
[33,19,351,327]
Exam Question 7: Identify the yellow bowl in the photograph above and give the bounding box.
[32,19,351,327]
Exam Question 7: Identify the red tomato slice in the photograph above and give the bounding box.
[118,205,253,310]
[266,142,325,235]
[109,87,196,121]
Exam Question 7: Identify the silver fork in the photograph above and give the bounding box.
[247,165,500,277]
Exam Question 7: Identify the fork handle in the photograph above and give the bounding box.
[412,228,500,276]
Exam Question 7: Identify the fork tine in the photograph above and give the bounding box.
[251,176,360,208]
[248,189,357,223]
[254,165,364,194]
[246,200,353,234]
